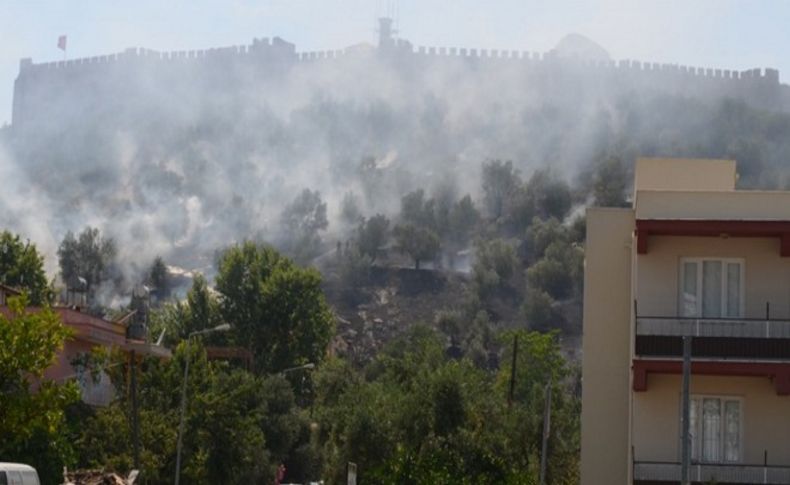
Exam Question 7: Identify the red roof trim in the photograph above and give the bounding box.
[635,219,790,256]
[0,306,127,346]
[633,358,790,395]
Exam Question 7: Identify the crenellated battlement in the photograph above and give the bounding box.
[406,44,780,83]
[16,34,781,86]
[18,36,299,74]
[11,28,786,128]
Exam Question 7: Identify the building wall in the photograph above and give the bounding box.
[635,190,790,221]
[635,236,790,320]
[581,207,635,485]
[634,158,736,192]
[633,374,790,466]
[42,339,94,383]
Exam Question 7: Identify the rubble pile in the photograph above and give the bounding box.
[62,469,138,485]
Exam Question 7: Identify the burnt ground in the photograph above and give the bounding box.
[321,265,581,366]
[323,266,470,363]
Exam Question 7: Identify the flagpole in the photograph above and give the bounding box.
[58,35,67,61]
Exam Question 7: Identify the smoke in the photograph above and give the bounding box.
[2,33,790,298]
[0,139,59,272]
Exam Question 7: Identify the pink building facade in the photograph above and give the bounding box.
[1,284,170,406]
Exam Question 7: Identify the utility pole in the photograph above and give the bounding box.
[539,376,552,485]
[508,334,518,407]
[174,345,191,485]
[680,335,692,485]
[130,350,140,470]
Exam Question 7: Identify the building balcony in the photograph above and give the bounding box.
[634,461,790,484]
[637,316,790,339]
[633,316,790,394]
[636,316,790,360]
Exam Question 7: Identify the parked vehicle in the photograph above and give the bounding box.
[0,463,40,485]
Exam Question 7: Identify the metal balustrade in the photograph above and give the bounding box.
[634,461,790,484]
[637,317,790,339]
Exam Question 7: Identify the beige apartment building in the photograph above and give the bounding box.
[581,158,790,485]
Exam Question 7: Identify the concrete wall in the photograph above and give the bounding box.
[635,190,790,220]
[634,158,736,193]
[42,339,95,383]
[635,236,790,319]
[633,374,790,466]
[581,207,635,485]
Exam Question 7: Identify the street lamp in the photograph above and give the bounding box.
[279,363,317,420]
[174,323,231,485]
[279,362,315,376]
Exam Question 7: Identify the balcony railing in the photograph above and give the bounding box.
[634,461,790,484]
[637,317,790,339]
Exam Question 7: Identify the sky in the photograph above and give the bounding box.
[1,0,789,125]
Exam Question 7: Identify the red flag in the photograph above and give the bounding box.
[57,35,67,51]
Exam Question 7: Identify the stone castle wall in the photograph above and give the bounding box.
[11,31,787,127]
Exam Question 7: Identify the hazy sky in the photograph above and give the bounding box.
[1,0,789,125]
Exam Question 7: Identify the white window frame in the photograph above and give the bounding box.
[679,394,744,464]
[678,257,745,318]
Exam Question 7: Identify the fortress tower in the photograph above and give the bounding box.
[378,17,395,49]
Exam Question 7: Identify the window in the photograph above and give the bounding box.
[679,258,744,318]
[21,471,39,485]
[683,395,742,463]
[6,472,21,485]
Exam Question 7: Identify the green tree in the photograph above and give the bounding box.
[523,217,569,262]
[448,195,480,248]
[215,242,334,374]
[521,288,560,332]
[472,239,518,300]
[544,239,584,292]
[568,214,586,244]
[526,258,573,300]
[281,188,329,262]
[496,330,580,483]
[0,296,81,483]
[502,168,570,235]
[57,226,117,301]
[356,214,390,263]
[434,308,494,368]
[314,326,579,484]
[77,343,313,484]
[593,156,629,207]
[150,274,224,345]
[0,230,50,305]
[340,191,364,228]
[393,223,440,270]
[526,169,573,221]
[148,256,170,301]
[400,189,436,229]
[482,160,521,220]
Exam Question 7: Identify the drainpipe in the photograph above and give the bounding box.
[680,336,692,485]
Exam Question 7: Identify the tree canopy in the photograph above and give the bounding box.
[215,242,335,374]
[356,214,390,263]
[0,230,50,305]
[393,223,440,270]
[314,326,580,484]
[482,160,520,220]
[280,189,329,262]
[57,226,117,303]
[0,296,80,483]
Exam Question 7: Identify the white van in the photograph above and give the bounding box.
[0,463,40,485]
